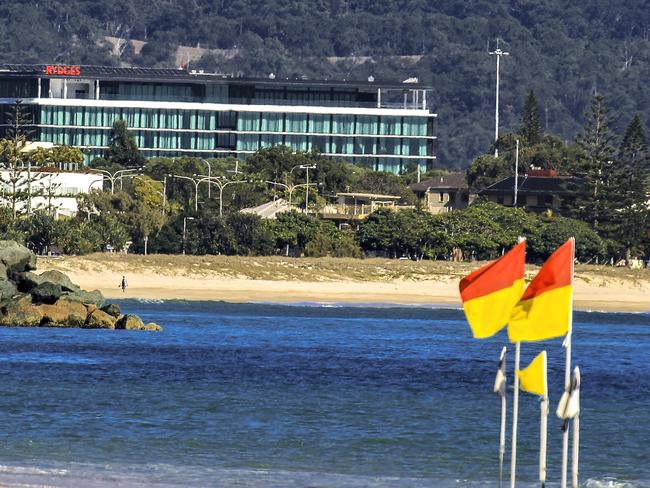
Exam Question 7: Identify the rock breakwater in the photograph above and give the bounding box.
[0,241,161,331]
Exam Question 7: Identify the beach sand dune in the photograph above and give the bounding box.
[38,254,650,313]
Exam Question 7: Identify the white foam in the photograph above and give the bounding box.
[585,478,639,488]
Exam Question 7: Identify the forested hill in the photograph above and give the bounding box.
[1,0,649,168]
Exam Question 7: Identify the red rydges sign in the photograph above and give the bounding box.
[44,65,81,76]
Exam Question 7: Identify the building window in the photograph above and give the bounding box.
[309,114,330,134]
[285,113,307,133]
[237,112,260,131]
[332,115,354,134]
[379,116,401,136]
[403,117,428,136]
[261,112,283,132]
[356,115,378,135]
[439,192,445,203]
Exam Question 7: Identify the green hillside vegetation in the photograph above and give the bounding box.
[0,1,648,167]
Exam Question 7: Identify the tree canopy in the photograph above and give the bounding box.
[0,1,648,167]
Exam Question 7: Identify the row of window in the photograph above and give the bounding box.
[38,107,430,136]
[40,127,431,156]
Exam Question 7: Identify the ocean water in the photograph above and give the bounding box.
[0,300,647,487]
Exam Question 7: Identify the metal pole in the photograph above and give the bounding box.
[219,185,224,217]
[183,217,187,255]
[203,160,212,199]
[194,181,199,213]
[489,40,509,157]
[162,176,167,216]
[514,139,519,206]
[27,160,31,215]
[510,341,520,488]
[498,347,507,488]
[561,237,575,488]
[305,166,310,213]
[110,177,115,194]
[540,352,548,488]
[495,52,500,157]
[571,368,581,488]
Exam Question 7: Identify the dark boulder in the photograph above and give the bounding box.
[0,280,17,301]
[84,309,116,329]
[0,241,36,275]
[115,314,145,330]
[62,289,105,308]
[100,303,121,318]
[37,298,88,327]
[31,282,62,305]
[0,294,42,327]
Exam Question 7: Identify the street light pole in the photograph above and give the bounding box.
[198,175,248,217]
[489,39,510,157]
[90,168,141,194]
[182,216,195,255]
[173,174,202,212]
[300,164,316,213]
[202,159,212,199]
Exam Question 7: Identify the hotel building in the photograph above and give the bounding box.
[0,64,436,173]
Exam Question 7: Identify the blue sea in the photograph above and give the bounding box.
[0,300,647,487]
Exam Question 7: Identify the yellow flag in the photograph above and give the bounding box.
[517,351,547,397]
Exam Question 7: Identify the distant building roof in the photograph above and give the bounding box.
[0,64,432,89]
[479,174,578,195]
[240,198,292,219]
[409,172,468,192]
[336,192,401,201]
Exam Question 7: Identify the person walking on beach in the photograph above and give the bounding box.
[120,276,128,293]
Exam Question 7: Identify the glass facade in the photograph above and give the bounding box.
[33,106,434,172]
[0,70,434,174]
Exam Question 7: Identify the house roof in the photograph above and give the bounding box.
[409,172,468,192]
[240,198,292,219]
[479,175,578,195]
[336,192,401,201]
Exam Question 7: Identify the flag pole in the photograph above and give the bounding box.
[571,367,581,488]
[561,237,575,488]
[498,347,507,488]
[510,341,520,488]
[540,351,548,488]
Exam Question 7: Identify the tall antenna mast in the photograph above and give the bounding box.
[489,38,509,157]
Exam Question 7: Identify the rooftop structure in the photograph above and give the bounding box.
[0,64,437,174]
[409,172,470,213]
[479,169,578,211]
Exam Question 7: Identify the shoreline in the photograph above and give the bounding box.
[38,254,650,313]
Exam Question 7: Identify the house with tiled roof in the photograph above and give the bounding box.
[478,169,578,212]
[409,172,470,213]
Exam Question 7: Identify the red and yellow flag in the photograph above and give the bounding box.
[459,242,525,339]
[508,239,574,343]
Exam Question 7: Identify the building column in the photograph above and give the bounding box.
[37,78,42,98]
[63,79,68,99]
[95,80,100,100]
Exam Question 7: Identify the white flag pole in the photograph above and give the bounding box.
[497,346,508,488]
[561,237,576,488]
[510,341,520,488]
[540,351,548,488]
[571,367,581,488]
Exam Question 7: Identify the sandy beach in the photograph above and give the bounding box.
[38,254,650,313]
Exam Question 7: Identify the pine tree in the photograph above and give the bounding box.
[607,114,649,263]
[104,119,145,168]
[520,90,542,145]
[569,94,616,233]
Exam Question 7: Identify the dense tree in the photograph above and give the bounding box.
[520,90,542,145]
[466,154,509,191]
[104,119,145,167]
[569,94,617,232]
[0,1,647,167]
[606,115,650,262]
